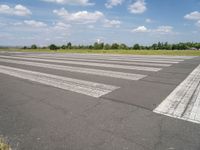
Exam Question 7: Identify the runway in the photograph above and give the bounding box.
[0,52,200,150]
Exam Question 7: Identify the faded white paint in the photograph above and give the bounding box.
[18,54,183,64]
[0,65,119,98]
[19,55,172,67]
[24,53,195,60]
[154,64,200,124]
[0,58,147,80]
[0,55,162,72]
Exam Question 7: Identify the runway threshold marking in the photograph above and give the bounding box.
[17,55,182,64]
[0,58,147,80]
[0,65,119,98]
[0,55,162,72]
[19,55,172,67]
[154,64,200,124]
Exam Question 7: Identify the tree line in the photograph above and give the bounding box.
[24,42,200,50]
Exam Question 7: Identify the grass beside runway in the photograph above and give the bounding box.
[0,137,11,150]
[1,48,200,56]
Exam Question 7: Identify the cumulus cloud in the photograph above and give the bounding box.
[131,26,149,33]
[103,19,121,28]
[131,25,174,34]
[0,4,31,16]
[196,20,200,27]
[184,11,200,28]
[184,11,200,20]
[128,0,146,14]
[24,20,47,28]
[145,18,152,23]
[154,26,173,34]
[53,22,71,30]
[53,8,104,24]
[42,0,94,6]
[105,0,123,8]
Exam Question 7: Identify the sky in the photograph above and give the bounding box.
[0,0,200,46]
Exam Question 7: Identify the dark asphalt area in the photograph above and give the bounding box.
[0,52,200,150]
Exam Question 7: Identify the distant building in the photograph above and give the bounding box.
[190,47,198,50]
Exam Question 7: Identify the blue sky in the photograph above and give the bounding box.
[0,0,200,46]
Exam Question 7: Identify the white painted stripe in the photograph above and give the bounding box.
[19,55,172,67]
[154,64,200,124]
[0,58,147,80]
[29,53,195,59]
[0,55,162,72]
[27,54,185,62]
[0,65,119,98]
[21,54,182,64]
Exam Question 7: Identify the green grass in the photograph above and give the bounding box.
[1,48,200,56]
[0,137,11,150]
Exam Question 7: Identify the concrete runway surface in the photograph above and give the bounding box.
[0,51,200,150]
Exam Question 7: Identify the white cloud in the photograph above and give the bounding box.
[131,25,174,34]
[145,18,152,23]
[14,5,32,16]
[196,20,200,27]
[53,8,104,24]
[24,20,47,28]
[184,11,200,28]
[13,22,23,26]
[105,0,123,8]
[0,5,10,14]
[88,25,94,28]
[53,22,71,30]
[128,0,146,14]
[0,4,31,16]
[154,26,173,34]
[131,26,149,33]
[103,19,121,28]
[42,0,94,6]
[184,11,200,20]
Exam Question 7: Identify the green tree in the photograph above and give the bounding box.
[157,42,162,49]
[104,43,111,50]
[119,43,127,49]
[94,42,104,49]
[151,43,158,50]
[49,44,58,50]
[23,46,27,49]
[31,44,37,49]
[133,44,140,50]
[111,43,119,49]
[61,45,67,49]
[67,42,72,49]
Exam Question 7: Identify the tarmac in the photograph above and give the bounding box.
[0,51,200,150]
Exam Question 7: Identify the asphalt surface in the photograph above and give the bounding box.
[0,51,200,150]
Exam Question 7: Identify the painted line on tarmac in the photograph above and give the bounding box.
[0,65,119,98]
[0,58,147,80]
[18,55,172,67]
[154,64,200,124]
[0,55,162,72]
[23,54,185,62]
[20,54,183,64]
[27,53,195,60]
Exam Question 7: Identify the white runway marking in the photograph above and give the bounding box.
[0,55,162,72]
[19,55,172,67]
[154,64,200,124]
[0,65,119,98]
[22,54,185,61]
[27,53,195,60]
[0,58,147,80]
[19,54,182,64]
